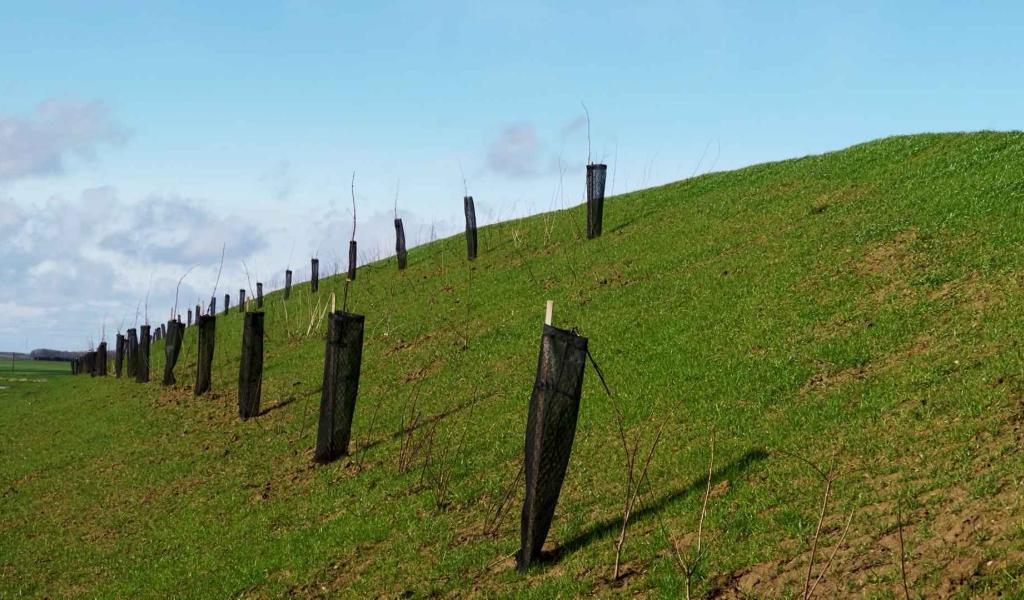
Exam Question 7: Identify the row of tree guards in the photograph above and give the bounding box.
[69,166,607,571]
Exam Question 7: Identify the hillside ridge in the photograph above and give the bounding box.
[3,131,1024,598]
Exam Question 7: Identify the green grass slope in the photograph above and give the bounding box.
[3,132,1024,598]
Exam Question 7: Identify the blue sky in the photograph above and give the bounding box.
[2,1,1024,351]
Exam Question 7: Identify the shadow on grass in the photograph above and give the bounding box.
[258,396,299,417]
[355,391,499,454]
[545,447,770,564]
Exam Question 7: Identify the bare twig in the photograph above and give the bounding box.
[459,161,469,198]
[898,498,911,600]
[807,508,855,599]
[173,265,198,318]
[350,171,357,242]
[613,422,665,580]
[803,476,833,599]
[241,259,256,307]
[581,101,592,165]
[211,243,226,297]
[697,432,716,554]
[394,178,400,220]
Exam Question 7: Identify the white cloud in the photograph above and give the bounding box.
[486,123,544,178]
[0,187,268,350]
[0,99,126,182]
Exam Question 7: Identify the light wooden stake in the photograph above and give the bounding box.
[544,300,554,326]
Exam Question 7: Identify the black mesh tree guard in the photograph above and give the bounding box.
[85,351,96,377]
[238,312,264,419]
[224,293,230,315]
[96,342,107,376]
[195,315,216,396]
[238,289,246,313]
[394,218,407,270]
[195,304,201,320]
[517,324,588,572]
[162,320,184,386]
[586,163,608,239]
[114,334,125,378]
[256,282,264,308]
[209,295,217,315]
[70,359,77,375]
[126,328,138,379]
[464,196,478,260]
[311,258,320,293]
[136,325,151,383]
[187,309,193,327]
[347,241,357,281]
[284,269,292,300]
[314,311,365,463]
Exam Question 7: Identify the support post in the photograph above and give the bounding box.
[126,328,138,378]
[256,282,263,308]
[96,342,107,376]
[195,315,216,396]
[136,325,151,383]
[284,269,293,299]
[517,324,588,572]
[238,312,264,419]
[314,311,365,462]
[586,163,608,239]
[395,218,407,270]
[162,320,183,385]
[347,241,357,281]
[114,334,125,378]
[464,196,478,260]
[311,258,320,293]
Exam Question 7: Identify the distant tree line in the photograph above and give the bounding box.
[29,349,80,361]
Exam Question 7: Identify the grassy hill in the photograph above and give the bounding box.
[3,132,1024,598]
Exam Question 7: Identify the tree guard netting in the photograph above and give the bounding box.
[195,315,216,396]
[187,309,193,327]
[209,296,217,315]
[256,282,264,308]
[586,163,608,239]
[464,196,478,260]
[285,269,292,300]
[517,324,588,572]
[85,351,96,377]
[162,320,184,385]
[238,289,246,313]
[238,312,264,419]
[311,258,320,293]
[136,325,151,383]
[224,293,230,315]
[114,334,125,378]
[126,329,138,378]
[314,311,365,462]
[348,241,357,281]
[96,342,107,376]
[394,218,407,270]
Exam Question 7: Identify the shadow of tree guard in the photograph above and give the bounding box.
[541,447,770,566]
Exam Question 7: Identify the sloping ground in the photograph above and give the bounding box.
[3,132,1024,598]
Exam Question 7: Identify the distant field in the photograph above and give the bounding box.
[0,360,70,396]
[3,133,1024,597]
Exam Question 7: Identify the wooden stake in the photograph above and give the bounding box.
[544,300,554,326]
